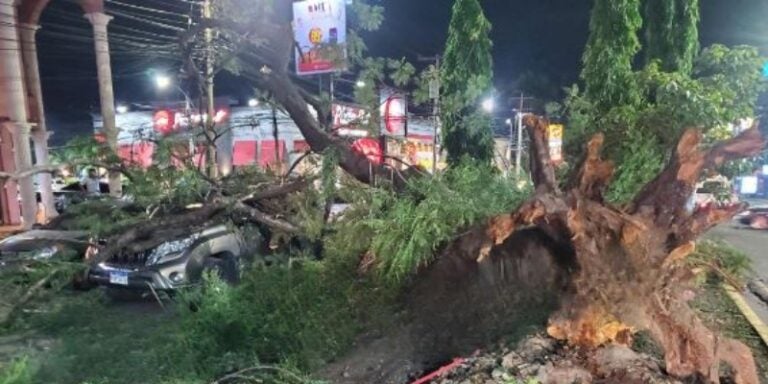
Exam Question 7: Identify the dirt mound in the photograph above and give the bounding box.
[318,228,574,383]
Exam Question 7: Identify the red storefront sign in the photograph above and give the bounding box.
[351,137,383,164]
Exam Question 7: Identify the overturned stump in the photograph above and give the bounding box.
[321,117,765,384]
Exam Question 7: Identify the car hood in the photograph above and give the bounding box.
[0,230,89,247]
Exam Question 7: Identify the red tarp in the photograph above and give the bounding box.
[259,140,286,167]
[233,141,258,166]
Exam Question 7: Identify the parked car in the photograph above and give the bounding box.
[0,229,90,267]
[53,181,111,213]
[87,222,265,295]
[694,179,739,210]
[0,228,94,289]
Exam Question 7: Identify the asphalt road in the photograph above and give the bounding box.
[709,221,768,325]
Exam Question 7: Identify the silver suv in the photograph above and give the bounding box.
[88,223,264,294]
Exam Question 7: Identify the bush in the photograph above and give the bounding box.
[0,358,35,384]
[177,260,364,379]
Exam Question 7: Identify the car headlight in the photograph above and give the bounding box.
[146,237,196,266]
[33,246,58,260]
[147,251,185,266]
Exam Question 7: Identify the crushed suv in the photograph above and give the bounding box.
[88,223,263,295]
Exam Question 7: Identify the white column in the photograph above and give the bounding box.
[0,6,37,228]
[20,24,57,220]
[85,12,121,196]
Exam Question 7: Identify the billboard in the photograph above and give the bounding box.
[293,0,347,76]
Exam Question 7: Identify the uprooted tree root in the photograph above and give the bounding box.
[321,117,765,384]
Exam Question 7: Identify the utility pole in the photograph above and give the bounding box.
[203,0,217,178]
[418,54,441,174]
[272,103,280,170]
[510,92,534,177]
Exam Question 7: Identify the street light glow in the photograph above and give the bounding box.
[248,98,259,107]
[482,98,495,113]
[505,118,512,125]
[116,104,128,114]
[356,80,366,88]
[155,75,171,90]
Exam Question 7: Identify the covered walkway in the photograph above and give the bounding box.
[0,0,119,228]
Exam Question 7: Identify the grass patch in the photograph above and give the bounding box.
[693,281,768,381]
[4,291,193,384]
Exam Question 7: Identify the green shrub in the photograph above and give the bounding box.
[177,260,363,378]
[0,357,35,384]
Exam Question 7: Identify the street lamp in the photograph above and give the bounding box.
[155,74,171,90]
[116,104,129,114]
[482,98,495,113]
[154,74,191,111]
[355,80,367,88]
[248,98,259,108]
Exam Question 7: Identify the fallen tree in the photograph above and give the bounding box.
[321,116,765,384]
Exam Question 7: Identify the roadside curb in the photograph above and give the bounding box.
[722,283,768,347]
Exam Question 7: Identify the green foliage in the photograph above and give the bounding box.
[10,292,193,384]
[365,163,530,282]
[564,42,764,202]
[0,358,35,384]
[441,0,495,166]
[644,0,700,74]
[691,240,752,284]
[581,0,642,110]
[349,1,384,32]
[605,129,664,204]
[51,199,146,235]
[177,260,365,378]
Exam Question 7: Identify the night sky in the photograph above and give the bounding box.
[35,0,768,145]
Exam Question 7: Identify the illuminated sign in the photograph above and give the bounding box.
[548,124,564,164]
[293,0,347,76]
[153,110,174,135]
[380,87,407,137]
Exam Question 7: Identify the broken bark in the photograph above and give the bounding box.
[524,118,765,383]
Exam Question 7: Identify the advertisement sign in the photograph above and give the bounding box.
[351,137,383,165]
[293,0,347,76]
[548,124,564,164]
[332,103,368,130]
[380,87,407,137]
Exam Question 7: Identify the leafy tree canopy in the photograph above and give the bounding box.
[440,0,495,166]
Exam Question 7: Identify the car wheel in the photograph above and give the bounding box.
[71,271,94,291]
[202,254,240,285]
